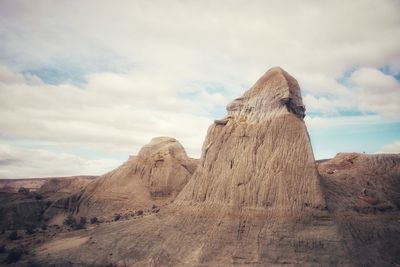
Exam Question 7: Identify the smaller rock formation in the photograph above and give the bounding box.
[0,176,95,230]
[77,137,198,217]
[318,152,400,266]
[318,152,400,213]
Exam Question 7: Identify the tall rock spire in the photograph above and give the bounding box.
[176,67,324,215]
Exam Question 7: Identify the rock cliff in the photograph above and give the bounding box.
[176,67,325,216]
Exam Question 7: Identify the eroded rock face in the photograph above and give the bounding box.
[318,153,400,213]
[225,67,305,121]
[77,137,198,216]
[0,176,96,230]
[318,153,400,266]
[176,67,325,216]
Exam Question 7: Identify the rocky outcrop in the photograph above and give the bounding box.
[318,153,400,266]
[0,176,96,230]
[76,137,198,217]
[318,153,400,213]
[176,67,325,216]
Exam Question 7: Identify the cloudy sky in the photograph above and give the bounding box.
[0,0,399,178]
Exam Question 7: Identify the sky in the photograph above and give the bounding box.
[0,0,399,178]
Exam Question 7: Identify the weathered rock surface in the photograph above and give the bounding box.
[76,137,198,217]
[318,153,400,266]
[176,67,325,215]
[0,176,96,230]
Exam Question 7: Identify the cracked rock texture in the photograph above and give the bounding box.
[76,137,198,217]
[176,67,324,215]
[318,153,400,266]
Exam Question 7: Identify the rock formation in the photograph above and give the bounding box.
[318,153,400,266]
[76,137,198,216]
[176,67,325,215]
[27,67,348,266]
[19,67,400,266]
[0,176,96,230]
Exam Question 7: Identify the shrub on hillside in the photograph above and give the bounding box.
[90,217,98,224]
[18,187,30,194]
[25,227,35,235]
[33,193,43,200]
[64,215,87,230]
[74,217,87,230]
[5,248,23,263]
[7,231,18,240]
[63,215,76,227]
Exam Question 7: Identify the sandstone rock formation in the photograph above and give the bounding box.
[76,137,198,216]
[0,176,96,230]
[318,153,400,266]
[176,67,325,215]
[38,176,97,198]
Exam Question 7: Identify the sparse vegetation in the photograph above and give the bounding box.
[63,215,76,226]
[75,217,87,229]
[137,210,143,216]
[18,187,30,194]
[113,214,121,221]
[5,248,23,263]
[90,217,98,224]
[26,261,41,267]
[45,201,52,208]
[7,230,18,240]
[63,215,87,230]
[25,227,35,235]
[33,193,43,200]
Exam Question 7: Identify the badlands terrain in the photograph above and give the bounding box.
[0,67,399,266]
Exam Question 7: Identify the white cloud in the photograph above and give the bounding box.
[376,140,400,154]
[349,68,400,117]
[0,65,213,160]
[0,143,120,178]
[305,114,396,129]
[0,0,399,177]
